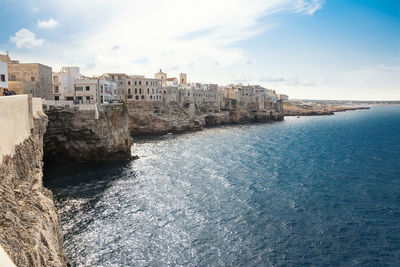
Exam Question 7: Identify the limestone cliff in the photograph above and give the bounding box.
[44,105,133,163]
[127,101,284,136]
[0,114,68,267]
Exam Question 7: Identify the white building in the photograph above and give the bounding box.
[53,67,81,101]
[0,59,8,94]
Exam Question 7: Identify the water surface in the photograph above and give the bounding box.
[45,106,400,266]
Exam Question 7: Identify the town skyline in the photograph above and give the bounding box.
[1,0,399,100]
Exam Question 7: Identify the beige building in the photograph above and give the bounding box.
[71,78,116,105]
[179,73,187,85]
[126,75,162,101]
[1,54,52,99]
[154,69,167,84]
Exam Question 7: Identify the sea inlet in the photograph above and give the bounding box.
[44,105,400,266]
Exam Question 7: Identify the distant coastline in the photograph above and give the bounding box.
[283,102,370,116]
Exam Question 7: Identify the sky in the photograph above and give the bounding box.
[0,0,399,100]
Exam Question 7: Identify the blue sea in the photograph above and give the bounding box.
[44,106,400,266]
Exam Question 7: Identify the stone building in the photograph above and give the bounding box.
[179,73,187,85]
[100,73,127,101]
[0,53,53,99]
[52,67,81,101]
[154,69,167,84]
[278,94,289,102]
[162,86,179,104]
[126,75,162,101]
[0,58,8,95]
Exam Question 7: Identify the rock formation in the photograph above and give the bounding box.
[0,113,68,267]
[44,104,133,163]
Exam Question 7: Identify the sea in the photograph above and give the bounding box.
[44,105,400,266]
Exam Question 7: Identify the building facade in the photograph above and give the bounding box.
[126,75,162,101]
[100,73,126,101]
[53,67,81,101]
[0,54,53,99]
[0,59,8,95]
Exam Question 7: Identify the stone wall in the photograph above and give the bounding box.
[44,104,133,162]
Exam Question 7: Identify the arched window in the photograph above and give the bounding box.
[135,88,137,94]
[141,95,144,100]
[152,88,154,94]
[150,95,152,100]
[135,95,139,100]
[128,88,131,94]
[139,88,142,94]
[147,88,150,94]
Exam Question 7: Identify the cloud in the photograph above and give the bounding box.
[12,0,324,78]
[38,18,59,29]
[32,7,39,12]
[10,29,44,49]
[294,0,324,15]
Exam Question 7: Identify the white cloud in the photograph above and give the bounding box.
[32,7,39,12]
[38,18,59,29]
[33,0,322,76]
[10,29,44,49]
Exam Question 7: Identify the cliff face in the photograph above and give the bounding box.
[44,105,133,162]
[283,102,370,116]
[127,101,284,136]
[0,114,68,267]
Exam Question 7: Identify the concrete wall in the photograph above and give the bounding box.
[0,95,43,160]
[0,244,16,267]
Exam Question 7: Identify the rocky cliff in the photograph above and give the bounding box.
[44,105,133,163]
[127,101,284,136]
[0,113,68,267]
[283,102,370,116]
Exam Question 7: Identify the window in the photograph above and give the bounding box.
[31,77,35,81]
[152,88,154,94]
[128,81,131,85]
[54,86,59,93]
[139,81,141,85]
[134,81,137,85]
[54,96,59,101]
[86,86,90,91]
[146,81,148,85]
[54,76,58,82]
[66,96,74,101]
[101,85,104,93]
[75,86,83,91]
[128,88,131,94]
[86,96,90,103]
[147,88,149,94]
[139,88,142,94]
[1,74,5,82]
[135,95,139,100]
[134,88,137,94]
[141,95,144,100]
[150,95,152,100]
[10,75,16,81]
